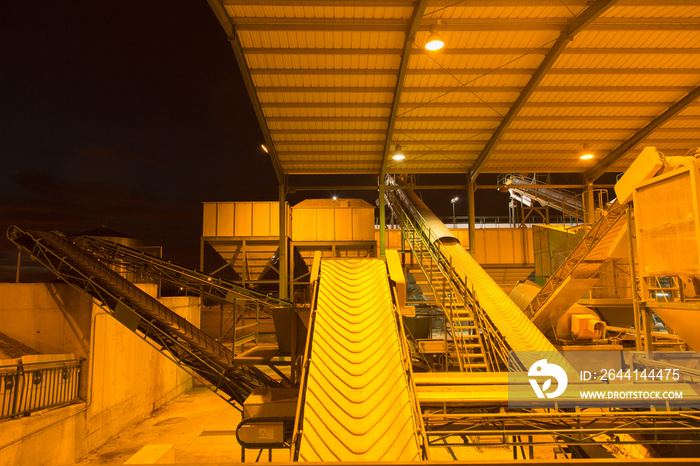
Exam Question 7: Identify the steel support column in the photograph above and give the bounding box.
[279,181,288,299]
[468,181,476,256]
[379,182,386,258]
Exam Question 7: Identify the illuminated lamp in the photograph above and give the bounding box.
[261,144,269,153]
[392,145,406,161]
[580,143,594,160]
[425,31,444,51]
[425,21,445,51]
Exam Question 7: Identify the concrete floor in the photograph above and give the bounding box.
[76,386,550,464]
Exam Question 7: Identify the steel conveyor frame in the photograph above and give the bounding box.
[74,235,292,309]
[7,226,278,408]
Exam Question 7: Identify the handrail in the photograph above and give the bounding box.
[386,186,511,370]
[0,358,82,420]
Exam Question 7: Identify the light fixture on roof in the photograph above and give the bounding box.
[425,21,445,51]
[392,145,406,161]
[580,143,595,160]
[261,144,269,154]
[332,195,338,201]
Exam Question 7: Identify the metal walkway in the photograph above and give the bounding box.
[7,226,278,407]
[292,258,426,462]
[387,187,558,370]
[524,200,628,332]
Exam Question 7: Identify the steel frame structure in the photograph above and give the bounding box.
[7,226,278,409]
[423,408,700,451]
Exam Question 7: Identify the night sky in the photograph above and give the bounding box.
[1,1,521,282]
[1,1,282,280]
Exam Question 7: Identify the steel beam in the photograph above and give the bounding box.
[584,84,700,181]
[468,0,620,183]
[377,0,428,183]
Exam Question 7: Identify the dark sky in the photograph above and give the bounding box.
[0,1,531,282]
[1,1,281,280]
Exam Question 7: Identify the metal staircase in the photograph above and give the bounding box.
[7,226,279,408]
[386,190,507,372]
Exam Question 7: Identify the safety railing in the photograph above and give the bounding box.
[386,187,510,371]
[1,358,82,420]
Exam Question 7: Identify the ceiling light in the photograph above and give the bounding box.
[261,144,269,153]
[580,153,594,160]
[425,21,445,51]
[392,145,405,161]
[580,143,594,160]
[425,31,444,51]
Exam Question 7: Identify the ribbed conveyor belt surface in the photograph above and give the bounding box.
[296,259,423,462]
[441,243,557,354]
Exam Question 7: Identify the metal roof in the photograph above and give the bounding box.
[208,0,700,182]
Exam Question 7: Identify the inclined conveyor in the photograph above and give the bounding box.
[386,187,560,365]
[292,258,427,462]
[7,226,278,407]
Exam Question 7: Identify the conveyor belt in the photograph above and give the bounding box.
[386,186,559,366]
[7,226,277,407]
[75,235,292,309]
[294,259,425,462]
[441,243,557,354]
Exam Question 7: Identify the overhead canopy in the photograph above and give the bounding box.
[208,0,700,182]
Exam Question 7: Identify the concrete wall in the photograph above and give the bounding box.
[0,283,93,359]
[0,283,201,465]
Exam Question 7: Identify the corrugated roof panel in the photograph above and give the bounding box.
[395,120,499,131]
[601,5,700,19]
[410,49,546,71]
[572,29,700,50]
[268,120,388,131]
[273,132,386,143]
[262,107,391,119]
[517,103,697,118]
[403,72,531,89]
[436,30,560,50]
[237,30,407,50]
[257,91,394,104]
[424,4,582,20]
[529,90,689,103]
[252,74,398,88]
[540,73,700,88]
[226,3,414,20]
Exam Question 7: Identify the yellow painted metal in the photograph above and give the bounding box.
[202,201,288,237]
[376,228,535,266]
[295,259,424,462]
[291,199,374,242]
[634,160,700,277]
[614,146,664,204]
[310,250,322,286]
[440,243,558,354]
[385,249,410,315]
